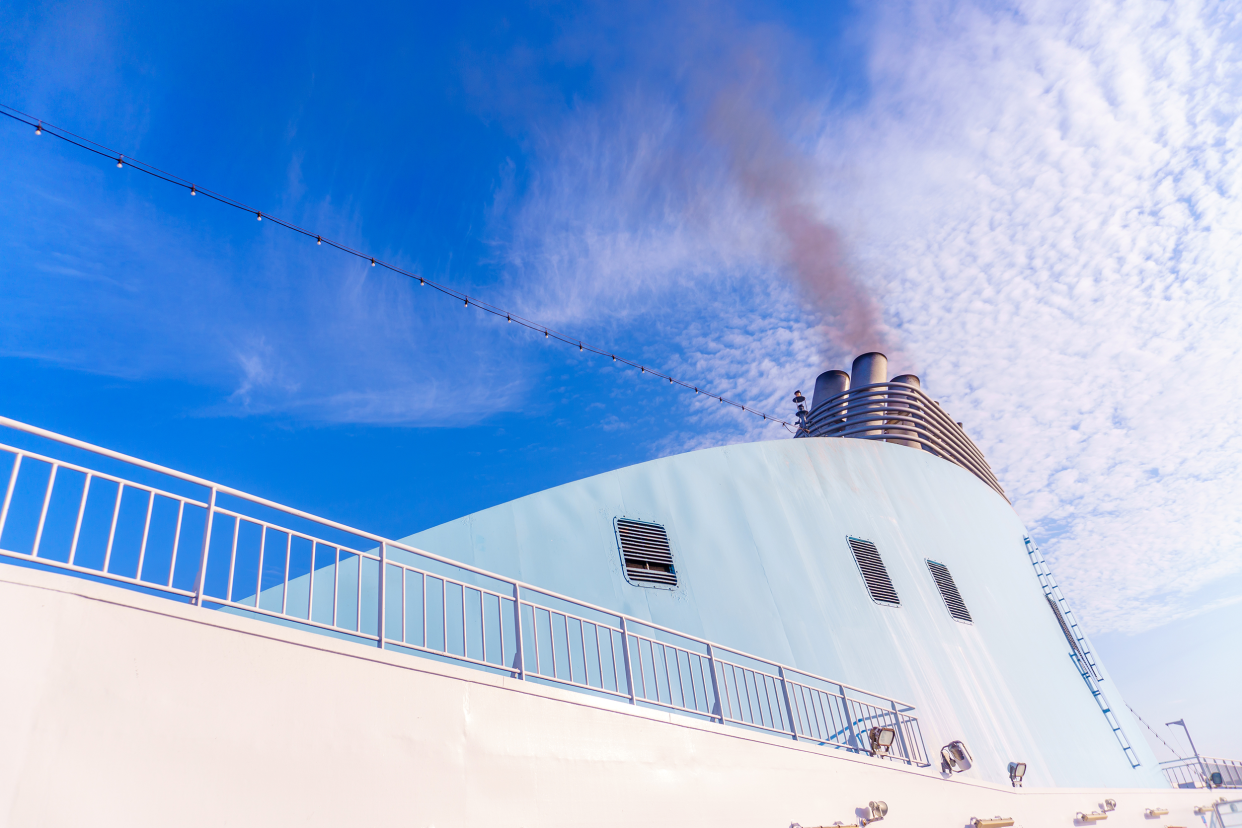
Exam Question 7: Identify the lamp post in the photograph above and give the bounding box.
[1166,719,1209,786]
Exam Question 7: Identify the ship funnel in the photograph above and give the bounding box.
[810,370,850,413]
[889,374,921,448]
[849,352,888,436]
[793,352,1007,500]
[850,352,887,387]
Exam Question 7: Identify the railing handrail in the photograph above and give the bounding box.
[0,415,924,741]
[1161,755,1242,767]
[798,382,1007,501]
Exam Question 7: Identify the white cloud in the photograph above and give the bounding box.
[830,0,1242,633]
[499,0,1242,634]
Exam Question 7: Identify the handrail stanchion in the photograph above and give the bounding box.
[706,643,723,722]
[193,487,217,606]
[842,684,864,752]
[778,666,798,740]
[892,699,913,764]
[620,617,636,705]
[512,583,525,680]
[377,541,386,649]
[0,453,21,541]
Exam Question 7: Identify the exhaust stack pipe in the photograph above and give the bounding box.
[849,352,888,436]
[810,370,850,415]
[888,373,921,448]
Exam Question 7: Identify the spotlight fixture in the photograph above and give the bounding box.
[1008,762,1027,787]
[859,801,888,826]
[1144,808,1168,817]
[869,727,896,756]
[970,818,1015,828]
[940,741,973,773]
[1102,799,1116,812]
[1075,811,1107,822]
[1210,771,1224,787]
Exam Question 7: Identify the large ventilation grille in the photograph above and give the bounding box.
[1046,594,1091,668]
[847,537,900,606]
[925,560,972,623]
[616,518,677,587]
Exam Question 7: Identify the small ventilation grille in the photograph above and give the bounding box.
[1046,594,1090,668]
[616,518,677,587]
[847,537,900,606]
[926,560,972,623]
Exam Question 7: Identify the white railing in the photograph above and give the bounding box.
[799,382,1007,500]
[0,415,929,767]
[1161,756,1242,789]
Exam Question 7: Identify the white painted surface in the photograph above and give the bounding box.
[0,565,1215,828]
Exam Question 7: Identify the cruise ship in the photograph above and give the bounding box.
[1,352,1238,827]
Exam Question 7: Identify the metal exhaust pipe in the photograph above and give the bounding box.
[849,352,888,436]
[889,373,921,448]
[810,370,850,418]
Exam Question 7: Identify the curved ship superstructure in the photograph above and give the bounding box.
[0,352,1237,827]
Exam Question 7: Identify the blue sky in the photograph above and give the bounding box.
[3,0,1241,758]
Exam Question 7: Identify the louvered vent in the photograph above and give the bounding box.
[616,518,677,588]
[1046,594,1091,670]
[925,560,972,623]
[847,537,900,606]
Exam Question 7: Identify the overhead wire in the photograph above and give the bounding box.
[1,103,794,428]
[1125,704,1184,759]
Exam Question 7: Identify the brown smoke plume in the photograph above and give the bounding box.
[701,63,892,359]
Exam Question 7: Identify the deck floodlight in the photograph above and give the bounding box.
[970,818,1015,828]
[1210,771,1224,787]
[1008,761,1026,787]
[1075,811,1107,822]
[1102,799,1116,812]
[869,726,896,755]
[940,740,973,773]
[859,800,888,825]
[1144,808,1168,817]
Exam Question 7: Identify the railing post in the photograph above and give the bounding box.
[706,643,722,722]
[778,665,798,740]
[193,487,217,606]
[842,685,865,752]
[620,617,636,704]
[891,700,913,764]
[377,542,386,649]
[0,453,21,541]
[512,583,525,680]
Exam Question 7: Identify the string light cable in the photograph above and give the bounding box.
[1,103,793,428]
[1125,704,1185,759]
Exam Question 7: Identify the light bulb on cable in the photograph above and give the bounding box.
[35,122,42,135]
[256,212,262,221]
[117,156,123,168]
[190,185,196,196]
[316,236,321,245]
